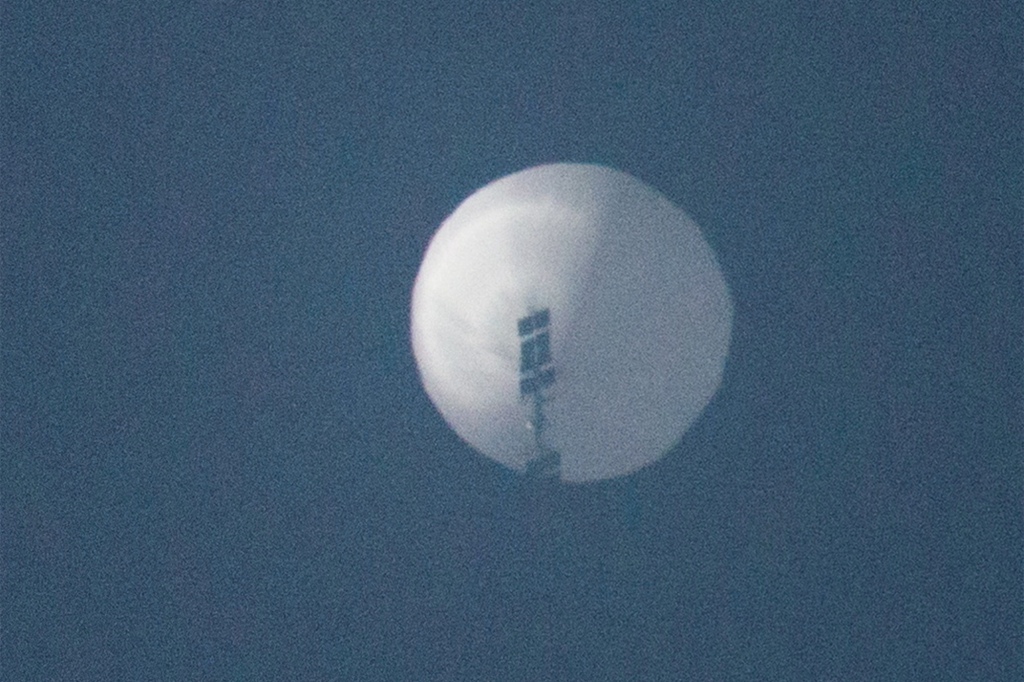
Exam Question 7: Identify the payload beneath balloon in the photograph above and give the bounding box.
[410,163,732,483]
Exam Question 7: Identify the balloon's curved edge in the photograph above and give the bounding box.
[410,161,735,486]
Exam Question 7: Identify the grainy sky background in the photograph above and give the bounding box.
[3,2,1021,680]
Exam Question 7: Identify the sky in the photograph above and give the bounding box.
[2,2,1021,680]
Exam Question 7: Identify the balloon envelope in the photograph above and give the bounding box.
[411,163,732,482]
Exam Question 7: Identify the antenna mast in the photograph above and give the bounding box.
[518,308,561,477]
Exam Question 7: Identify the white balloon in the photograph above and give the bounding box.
[411,163,732,483]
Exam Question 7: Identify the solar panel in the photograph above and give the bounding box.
[517,308,550,337]
[518,308,555,397]
[519,332,552,373]
[520,368,555,397]
[534,331,550,365]
[516,307,558,475]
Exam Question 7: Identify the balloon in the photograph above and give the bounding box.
[411,163,732,483]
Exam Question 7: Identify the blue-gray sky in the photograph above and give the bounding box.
[3,2,1021,679]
